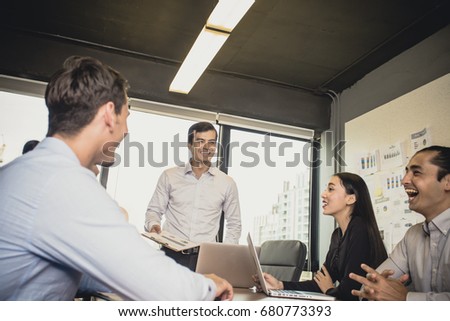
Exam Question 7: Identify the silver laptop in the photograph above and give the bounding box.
[247,233,336,301]
[196,242,259,288]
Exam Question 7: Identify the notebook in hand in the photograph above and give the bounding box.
[142,231,198,252]
[247,233,336,301]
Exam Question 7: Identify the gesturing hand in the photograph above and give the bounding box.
[350,264,409,301]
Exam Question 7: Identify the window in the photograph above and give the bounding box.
[106,110,202,233]
[225,128,312,251]
[0,91,47,165]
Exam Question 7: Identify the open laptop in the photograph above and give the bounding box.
[247,233,336,301]
[196,242,259,288]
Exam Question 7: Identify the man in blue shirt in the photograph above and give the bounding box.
[0,56,233,301]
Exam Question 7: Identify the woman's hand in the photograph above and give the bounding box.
[314,265,334,294]
[252,272,284,290]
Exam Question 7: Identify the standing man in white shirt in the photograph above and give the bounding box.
[145,122,242,270]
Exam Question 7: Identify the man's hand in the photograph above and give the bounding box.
[205,274,233,301]
[349,263,409,301]
[150,224,161,233]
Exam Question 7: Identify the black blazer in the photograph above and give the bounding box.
[283,216,372,301]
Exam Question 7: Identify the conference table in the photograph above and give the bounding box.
[94,287,299,301]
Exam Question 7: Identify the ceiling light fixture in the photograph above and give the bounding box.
[169,0,254,94]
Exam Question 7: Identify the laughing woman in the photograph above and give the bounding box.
[260,172,387,301]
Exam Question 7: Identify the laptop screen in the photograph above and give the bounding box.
[246,233,270,294]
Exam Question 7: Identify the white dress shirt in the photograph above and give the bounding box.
[145,162,242,244]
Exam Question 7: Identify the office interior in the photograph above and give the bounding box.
[1,1,450,276]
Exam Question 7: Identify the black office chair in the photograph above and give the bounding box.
[259,239,307,282]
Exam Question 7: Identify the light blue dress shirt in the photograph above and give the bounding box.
[145,162,242,243]
[0,137,216,300]
[376,208,450,300]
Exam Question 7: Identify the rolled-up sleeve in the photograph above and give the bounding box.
[145,172,169,231]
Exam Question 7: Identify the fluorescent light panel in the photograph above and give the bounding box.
[169,0,255,94]
[207,0,255,32]
[169,28,228,94]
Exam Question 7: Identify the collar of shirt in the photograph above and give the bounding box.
[422,207,450,236]
[184,161,218,176]
[38,137,81,165]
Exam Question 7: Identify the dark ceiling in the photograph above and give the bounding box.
[1,0,450,131]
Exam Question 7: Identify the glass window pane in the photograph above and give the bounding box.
[106,110,220,237]
[0,91,47,165]
[106,110,199,234]
[227,129,311,250]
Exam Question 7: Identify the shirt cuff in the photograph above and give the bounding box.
[145,221,160,232]
[204,277,217,300]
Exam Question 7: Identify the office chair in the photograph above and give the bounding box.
[259,240,307,282]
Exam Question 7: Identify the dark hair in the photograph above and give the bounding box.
[335,172,388,267]
[414,145,450,181]
[22,140,39,154]
[45,56,129,137]
[187,122,217,145]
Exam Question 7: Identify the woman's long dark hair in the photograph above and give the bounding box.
[335,172,388,267]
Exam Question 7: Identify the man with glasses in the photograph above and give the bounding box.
[145,122,242,271]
